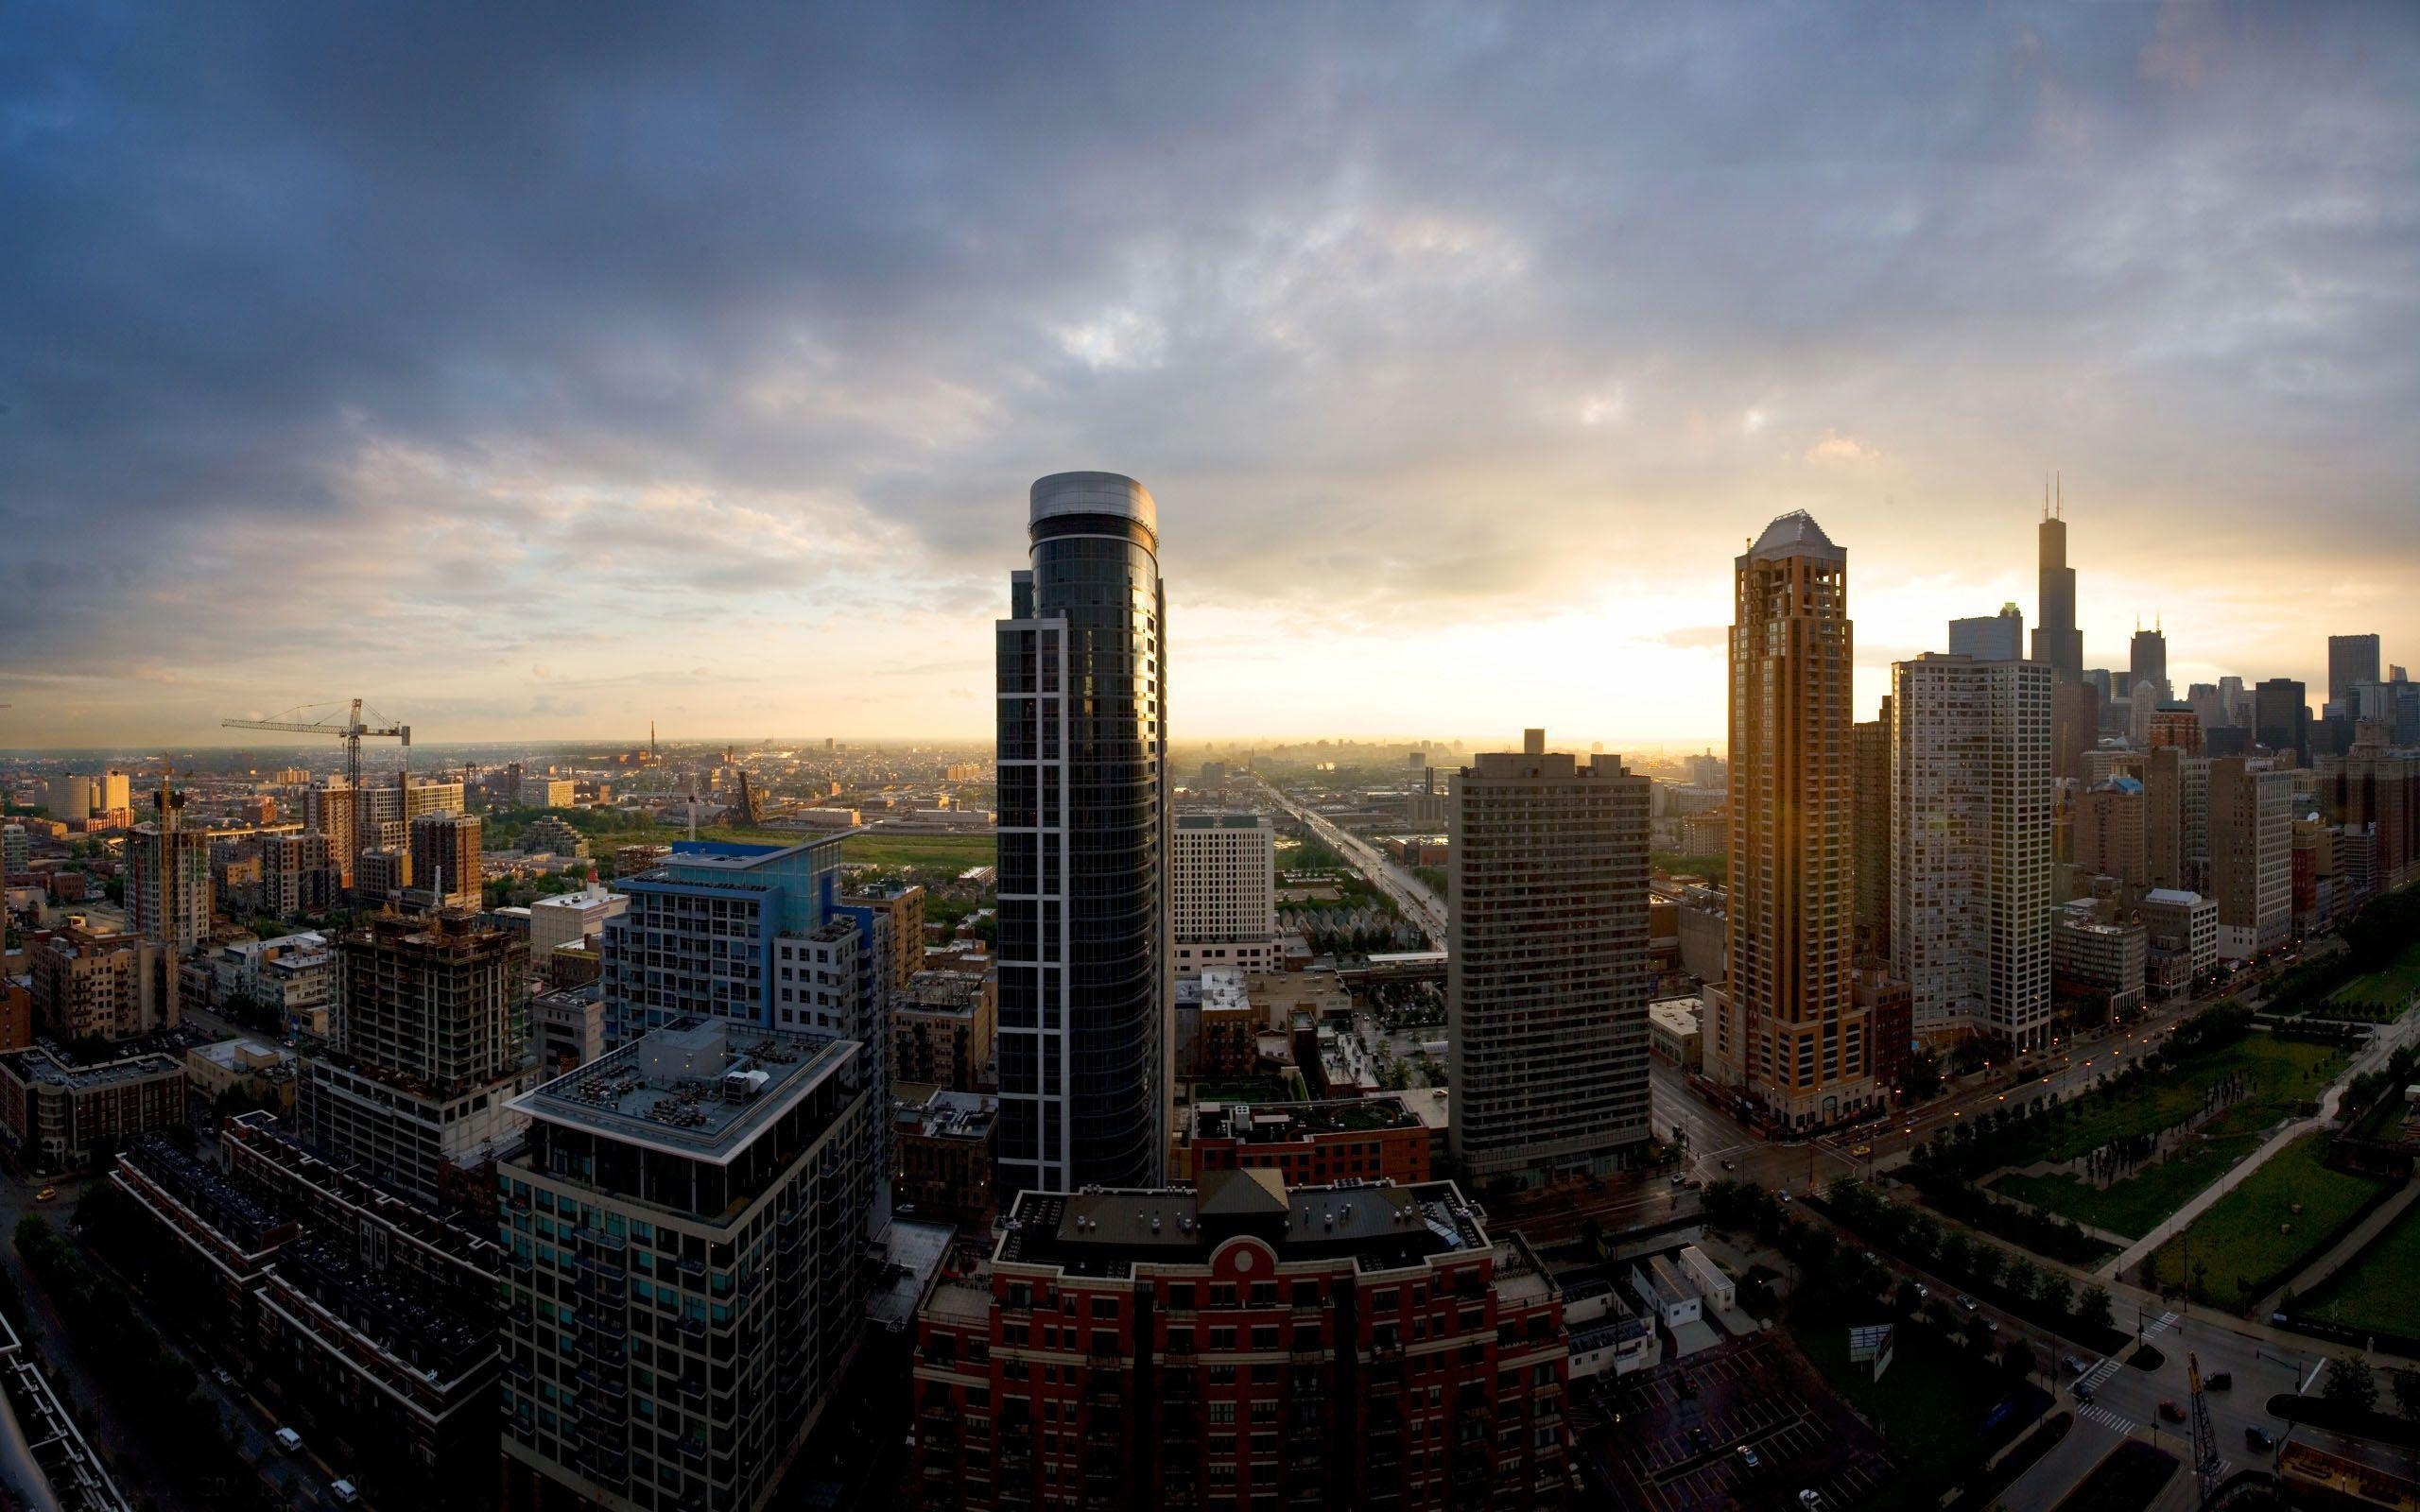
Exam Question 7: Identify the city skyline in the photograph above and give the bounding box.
[5,4,2417,747]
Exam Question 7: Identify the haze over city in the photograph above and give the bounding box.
[5,2,2416,749]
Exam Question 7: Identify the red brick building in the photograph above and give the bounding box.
[912,1171,1570,1511]
[1170,1095,1434,1188]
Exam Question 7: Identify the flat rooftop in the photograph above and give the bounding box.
[1186,1095,1422,1143]
[997,1173,1491,1280]
[514,1018,856,1162]
[1177,813,1271,831]
[655,835,852,871]
[2,1046,184,1091]
[899,969,988,1015]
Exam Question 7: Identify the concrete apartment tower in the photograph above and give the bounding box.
[2210,757,2294,960]
[1706,512,1877,1129]
[1446,729,1651,1178]
[994,472,1169,1196]
[1889,655,2054,1050]
[1171,813,1278,975]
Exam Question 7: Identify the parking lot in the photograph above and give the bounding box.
[1580,1333,1893,1512]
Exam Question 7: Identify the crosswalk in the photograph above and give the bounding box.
[2076,1357,2122,1394]
[2142,1310,2182,1342]
[2079,1403,2135,1434]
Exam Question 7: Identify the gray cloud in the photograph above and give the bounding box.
[1,0,2415,743]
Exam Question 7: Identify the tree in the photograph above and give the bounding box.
[2042,1279,2076,1323]
[2002,1340,2040,1383]
[2077,1285,2114,1332]
[2392,1368,2420,1423]
[1966,1243,2005,1291]
[2324,1355,2377,1416]
[2005,1259,2044,1306]
[1904,1049,1944,1101]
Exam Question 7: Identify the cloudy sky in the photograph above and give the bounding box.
[4,1,2414,752]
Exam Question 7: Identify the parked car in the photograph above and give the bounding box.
[1800,1492,1827,1511]
[1721,1160,1737,1171]
[2204,1371,2232,1391]
[1955,1294,1979,1312]
[1737,1445,1763,1469]
[1914,1283,1930,1300]
[2062,1355,2086,1376]
[2158,1400,2186,1423]
[1849,1144,1872,1158]
[274,1428,303,1453]
[330,1482,359,1505]
[1981,1317,2000,1333]
[32,1188,55,1204]
[1777,1191,1792,1204]
[1687,1427,1714,1453]
[2245,1427,2275,1452]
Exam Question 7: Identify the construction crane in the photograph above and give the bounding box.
[220,698,410,797]
[2187,1351,2221,1503]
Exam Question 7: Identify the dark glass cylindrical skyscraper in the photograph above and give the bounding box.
[994,472,1168,1195]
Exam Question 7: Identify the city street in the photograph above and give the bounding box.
[1256,779,1448,947]
[0,1168,342,1511]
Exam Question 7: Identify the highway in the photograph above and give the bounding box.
[1256,778,1447,947]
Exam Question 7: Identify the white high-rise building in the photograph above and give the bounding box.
[2210,757,2293,959]
[1171,814,1276,974]
[1889,654,2054,1051]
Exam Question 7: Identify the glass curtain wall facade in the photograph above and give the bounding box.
[995,472,1169,1196]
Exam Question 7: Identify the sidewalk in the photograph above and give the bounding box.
[2098,1011,2420,1281]
[2251,1174,2420,1321]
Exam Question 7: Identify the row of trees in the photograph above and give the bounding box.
[1920,1176,2111,1266]
[2262,881,2420,1016]
[1774,1180,2119,1338]
[2316,1354,2420,1421]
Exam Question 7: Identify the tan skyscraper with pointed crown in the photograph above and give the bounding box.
[1704,511,1878,1130]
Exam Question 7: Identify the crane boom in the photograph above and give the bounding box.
[221,699,410,812]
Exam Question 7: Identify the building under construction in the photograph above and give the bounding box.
[298,907,533,1208]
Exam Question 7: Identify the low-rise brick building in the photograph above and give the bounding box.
[1169,1094,1433,1187]
[911,1171,1570,1511]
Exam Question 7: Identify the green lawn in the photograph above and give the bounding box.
[1991,1094,2319,1240]
[1790,1311,2010,1512]
[2301,1197,2420,1339]
[2009,1034,2342,1166]
[838,833,996,872]
[2149,1132,2389,1313]
[1996,1143,2241,1241]
[2329,945,2420,1017]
